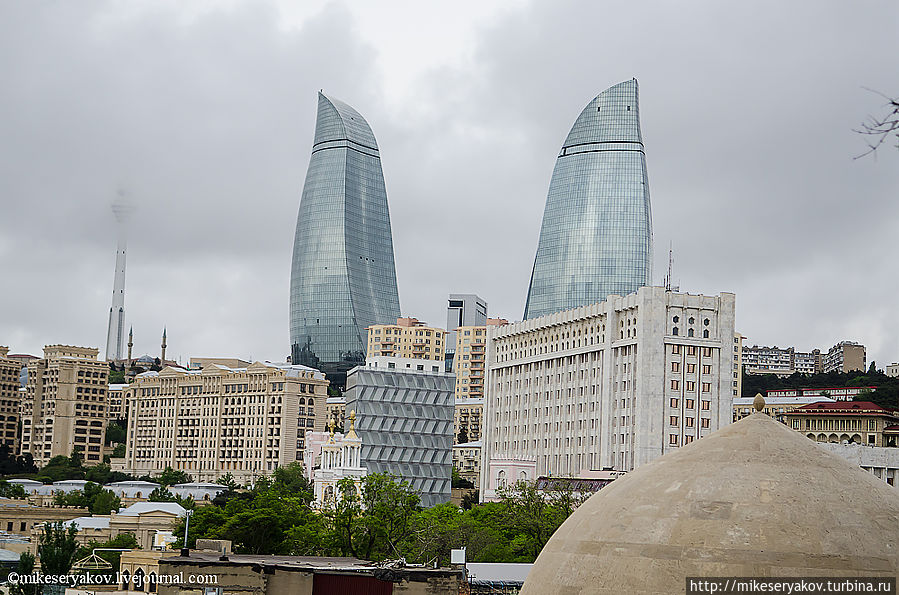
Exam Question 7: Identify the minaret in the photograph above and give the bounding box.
[127,327,133,361]
[105,192,133,361]
[160,328,167,363]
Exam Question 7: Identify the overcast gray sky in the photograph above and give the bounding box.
[2,0,897,368]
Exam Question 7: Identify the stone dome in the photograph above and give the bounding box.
[522,412,899,594]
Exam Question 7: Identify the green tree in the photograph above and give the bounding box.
[84,462,134,484]
[325,473,421,561]
[37,521,80,575]
[216,473,240,491]
[496,481,560,561]
[451,467,474,489]
[74,532,138,573]
[112,444,126,458]
[8,552,37,595]
[36,455,85,482]
[148,486,195,510]
[172,504,228,548]
[105,421,126,445]
[457,428,469,444]
[0,480,27,498]
[108,366,126,385]
[91,488,121,514]
[272,462,314,500]
[53,483,121,514]
[157,467,191,486]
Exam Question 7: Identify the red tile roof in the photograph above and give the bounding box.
[789,401,899,416]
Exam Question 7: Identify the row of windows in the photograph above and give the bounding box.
[669,398,712,410]
[669,380,713,392]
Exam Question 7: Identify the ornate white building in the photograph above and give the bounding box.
[313,412,367,506]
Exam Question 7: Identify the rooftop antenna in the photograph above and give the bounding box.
[663,242,679,292]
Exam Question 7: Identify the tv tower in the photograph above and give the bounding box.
[105,191,134,361]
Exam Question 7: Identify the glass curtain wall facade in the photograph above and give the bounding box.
[524,79,652,320]
[290,93,401,381]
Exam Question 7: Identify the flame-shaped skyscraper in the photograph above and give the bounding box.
[290,93,401,382]
[524,79,653,319]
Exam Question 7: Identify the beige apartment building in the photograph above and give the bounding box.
[822,341,866,373]
[742,340,865,376]
[108,383,127,420]
[122,362,328,483]
[454,397,483,443]
[0,347,22,452]
[452,319,507,445]
[453,319,508,400]
[20,345,108,466]
[366,317,445,362]
[452,441,481,485]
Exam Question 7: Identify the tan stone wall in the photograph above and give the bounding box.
[158,560,461,595]
[0,504,86,537]
[843,344,866,373]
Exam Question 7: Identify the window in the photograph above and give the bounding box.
[685,435,694,444]
[689,317,695,325]
[702,383,711,393]
[686,417,694,427]
[671,362,680,372]
[686,363,695,374]
[702,364,711,374]
[670,416,678,426]
[701,347,712,357]
[671,345,681,355]
[703,330,710,338]
[704,319,710,326]
[687,346,697,356]
[673,327,679,336]
[701,418,710,428]
[669,434,678,445]
[686,399,695,409]
[670,398,679,408]
[673,316,679,323]
[688,329,695,337]
[686,382,695,392]
[671,380,679,390]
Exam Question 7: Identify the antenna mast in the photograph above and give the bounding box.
[664,242,679,292]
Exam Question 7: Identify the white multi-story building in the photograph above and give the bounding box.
[481,287,736,500]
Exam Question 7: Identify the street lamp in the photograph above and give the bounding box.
[181,509,194,557]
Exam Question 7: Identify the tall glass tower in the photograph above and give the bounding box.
[290,92,401,382]
[524,79,653,320]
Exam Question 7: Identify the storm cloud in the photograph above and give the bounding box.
[1,1,897,367]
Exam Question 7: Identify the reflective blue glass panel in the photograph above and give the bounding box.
[524,79,653,319]
[290,93,401,378]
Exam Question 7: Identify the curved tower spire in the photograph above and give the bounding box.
[524,79,653,319]
[289,92,401,382]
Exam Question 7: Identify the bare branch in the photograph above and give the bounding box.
[854,87,899,159]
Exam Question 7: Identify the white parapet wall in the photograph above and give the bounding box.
[817,443,899,486]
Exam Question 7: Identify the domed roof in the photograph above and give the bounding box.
[523,412,899,594]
